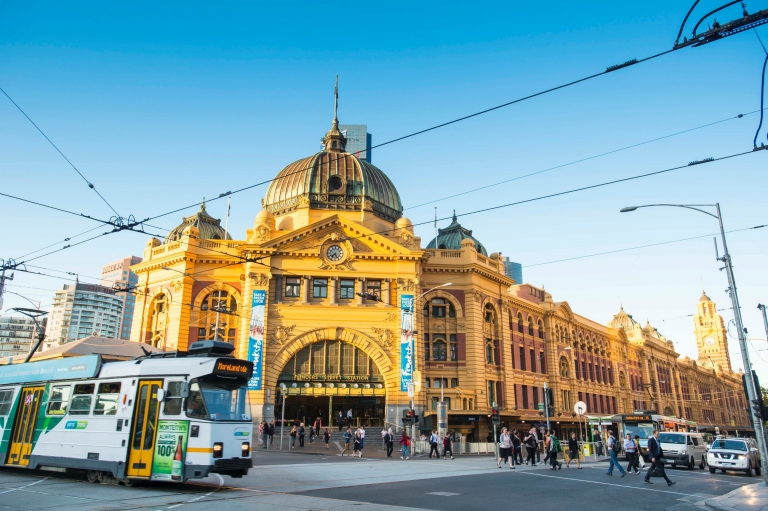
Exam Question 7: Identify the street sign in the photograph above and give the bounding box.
[407,383,414,398]
[537,403,544,411]
[574,400,587,415]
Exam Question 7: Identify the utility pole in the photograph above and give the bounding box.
[758,304,768,342]
[543,382,551,432]
[0,264,14,310]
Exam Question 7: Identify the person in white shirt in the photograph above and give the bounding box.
[429,430,441,458]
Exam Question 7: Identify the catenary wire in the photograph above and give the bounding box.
[0,191,112,226]
[407,109,763,210]
[13,225,105,260]
[0,86,121,218]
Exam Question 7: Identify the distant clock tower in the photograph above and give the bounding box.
[694,291,731,373]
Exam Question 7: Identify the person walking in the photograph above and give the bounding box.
[353,429,362,457]
[512,430,523,465]
[429,430,440,459]
[324,428,331,449]
[497,427,515,469]
[290,425,297,448]
[635,435,646,472]
[524,428,537,466]
[341,426,352,456]
[399,430,411,459]
[566,432,581,469]
[606,429,626,477]
[442,432,454,460]
[338,410,344,431]
[347,408,353,427]
[359,426,366,457]
[381,427,388,448]
[594,428,605,457]
[384,428,394,457]
[547,430,563,470]
[624,433,639,474]
[258,421,265,447]
[309,423,315,444]
[298,423,306,448]
[645,430,675,486]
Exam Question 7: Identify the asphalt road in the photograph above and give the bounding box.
[0,452,756,511]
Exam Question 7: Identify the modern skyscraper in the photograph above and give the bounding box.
[101,256,142,340]
[501,256,523,284]
[44,283,125,348]
[0,316,47,358]
[339,124,372,162]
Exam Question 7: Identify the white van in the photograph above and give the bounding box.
[658,432,707,469]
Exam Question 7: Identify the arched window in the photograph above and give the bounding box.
[484,304,496,325]
[527,316,534,336]
[485,338,498,365]
[517,313,524,333]
[537,319,544,339]
[449,303,456,318]
[433,339,447,361]
[197,291,238,343]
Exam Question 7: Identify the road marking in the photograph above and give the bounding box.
[0,477,48,495]
[334,441,343,452]
[521,471,695,496]
[427,492,460,496]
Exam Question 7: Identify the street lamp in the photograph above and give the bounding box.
[621,202,768,482]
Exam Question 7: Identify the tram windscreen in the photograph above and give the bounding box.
[624,422,654,439]
[186,380,251,421]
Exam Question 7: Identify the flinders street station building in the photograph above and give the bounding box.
[129,107,752,439]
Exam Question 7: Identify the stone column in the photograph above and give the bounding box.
[356,278,364,306]
[329,277,337,306]
[302,276,310,305]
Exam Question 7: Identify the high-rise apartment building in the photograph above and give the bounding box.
[501,256,523,284]
[0,316,47,358]
[44,283,125,348]
[339,124,372,162]
[101,256,142,339]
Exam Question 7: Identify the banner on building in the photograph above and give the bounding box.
[400,294,414,392]
[151,420,189,481]
[247,290,266,390]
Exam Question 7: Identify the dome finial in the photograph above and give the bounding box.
[201,197,206,210]
[322,76,347,153]
[452,209,457,222]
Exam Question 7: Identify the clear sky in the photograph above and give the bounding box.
[1,1,767,382]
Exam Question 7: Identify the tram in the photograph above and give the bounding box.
[0,340,253,484]
[611,414,698,457]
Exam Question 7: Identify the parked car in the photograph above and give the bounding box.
[707,437,762,476]
[658,432,707,469]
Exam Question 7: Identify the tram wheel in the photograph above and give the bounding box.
[86,470,101,483]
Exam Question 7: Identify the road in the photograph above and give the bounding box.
[0,451,757,511]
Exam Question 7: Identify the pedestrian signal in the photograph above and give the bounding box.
[491,406,500,425]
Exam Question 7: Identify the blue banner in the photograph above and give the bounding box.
[247,290,266,390]
[400,294,414,392]
[0,355,101,385]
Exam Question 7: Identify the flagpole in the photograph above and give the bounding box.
[434,207,438,251]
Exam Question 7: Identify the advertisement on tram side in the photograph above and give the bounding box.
[151,420,189,481]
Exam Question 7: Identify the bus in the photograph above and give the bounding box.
[0,340,253,484]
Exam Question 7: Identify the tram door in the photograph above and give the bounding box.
[127,380,162,478]
[7,386,44,466]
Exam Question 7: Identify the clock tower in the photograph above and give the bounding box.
[694,291,732,373]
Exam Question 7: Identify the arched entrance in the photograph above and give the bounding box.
[276,340,387,430]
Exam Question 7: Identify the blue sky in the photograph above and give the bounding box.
[1,1,767,382]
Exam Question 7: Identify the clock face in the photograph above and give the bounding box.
[704,335,716,346]
[326,244,344,262]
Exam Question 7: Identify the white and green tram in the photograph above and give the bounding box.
[0,341,253,484]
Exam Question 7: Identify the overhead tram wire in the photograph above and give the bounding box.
[406,108,765,210]
[0,86,121,218]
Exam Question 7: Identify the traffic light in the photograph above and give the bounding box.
[491,405,500,425]
[742,371,766,421]
[402,408,417,425]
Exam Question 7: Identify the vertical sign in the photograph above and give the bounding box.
[400,294,414,392]
[151,420,189,481]
[247,290,266,390]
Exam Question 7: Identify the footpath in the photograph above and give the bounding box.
[704,482,768,511]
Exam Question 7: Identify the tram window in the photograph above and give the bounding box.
[69,383,95,415]
[94,382,121,415]
[164,382,183,415]
[46,385,72,415]
[0,389,14,415]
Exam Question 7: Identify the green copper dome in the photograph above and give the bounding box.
[426,212,488,256]
[165,201,232,243]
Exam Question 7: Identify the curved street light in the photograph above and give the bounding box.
[620,202,768,482]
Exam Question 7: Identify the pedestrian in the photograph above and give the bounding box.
[359,426,366,456]
[298,423,306,447]
[399,430,411,459]
[566,432,581,469]
[524,428,537,466]
[309,423,315,444]
[429,430,440,459]
[381,426,388,448]
[353,429,362,457]
[644,430,675,486]
[269,421,275,446]
[606,429,627,477]
[341,426,352,456]
[624,433,639,474]
[290,425,297,448]
[258,421,265,447]
[497,427,515,469]
[512,430,523,465]
[324,428,331,449]
[594,428,604,457]
[384,427,394,457]
[536,428,542,463]
[547,430,563,470]
[635,435,646,471]
[347,408,353,427]
[486,431,494,442]
[442,432,454,460]
[338,410,344,431]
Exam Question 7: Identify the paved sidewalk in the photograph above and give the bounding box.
[704,482,768,511]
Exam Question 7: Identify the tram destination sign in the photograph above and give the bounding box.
[0,355,101,385]
[213,359,253,378]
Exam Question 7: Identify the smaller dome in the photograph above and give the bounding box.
[426,211,488,256]
[256,209,274,221]
[395,216,413,231]
[700,290,711,302]
[166,200,232,243]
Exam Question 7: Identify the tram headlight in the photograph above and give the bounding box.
[242,442,250,457]
[213,442,223,458]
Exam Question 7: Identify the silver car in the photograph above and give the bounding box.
[707,437,762,476]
